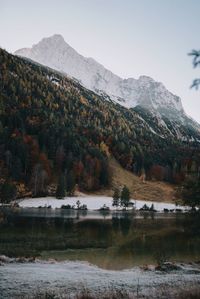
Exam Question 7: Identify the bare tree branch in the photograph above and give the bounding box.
[189,49,200,89]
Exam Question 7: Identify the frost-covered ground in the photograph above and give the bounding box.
[0,260,200,298]
[18,195,187,212]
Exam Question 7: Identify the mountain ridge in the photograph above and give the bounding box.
[15,34,200,141]
[14,34,183,111]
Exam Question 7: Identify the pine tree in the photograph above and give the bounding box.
[0,181,17,204]
[150,204,155,211]
[180,177,200,208]
[56,174,65,199]
[120,185,130,209]
[112,188,120,208]
[66,170,76,196]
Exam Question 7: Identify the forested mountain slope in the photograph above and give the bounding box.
[0,49,199,198]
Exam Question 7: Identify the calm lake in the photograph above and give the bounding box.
[0,208,200,270]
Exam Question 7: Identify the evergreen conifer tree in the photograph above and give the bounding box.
[56,174,65,199]
[112,188,120,208]
[0,181,17,204]
[66,170,76,196]
[120,185,130,209]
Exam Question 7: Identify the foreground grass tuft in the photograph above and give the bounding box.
[176,288,200,299]
[18,285,200,299]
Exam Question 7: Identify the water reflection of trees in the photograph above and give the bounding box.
[139,211,155,220]
[112,212,132,236]
[99,209,110,219]
[1,208,200,266]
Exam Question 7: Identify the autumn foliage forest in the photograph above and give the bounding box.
[0,49,200,201]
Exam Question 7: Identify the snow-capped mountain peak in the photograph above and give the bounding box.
[14,34,200,141]
[14,34,183,112]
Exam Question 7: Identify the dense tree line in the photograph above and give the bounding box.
[0,48,200,202]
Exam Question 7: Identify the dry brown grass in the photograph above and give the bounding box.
[176,288,200,299]
[92,157,179,203]
[25,288,135,299]
[21,285,200,299]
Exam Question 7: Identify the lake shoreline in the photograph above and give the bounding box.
[13,195,189,212]
[1,254,200,269]
[0,258,200,299]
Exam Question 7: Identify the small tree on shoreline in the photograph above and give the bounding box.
[120,185,130,209]
[112,188,120,208]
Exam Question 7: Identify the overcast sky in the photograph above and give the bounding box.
[1,0,200,123]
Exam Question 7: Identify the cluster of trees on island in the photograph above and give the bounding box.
[0,49,200,209]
